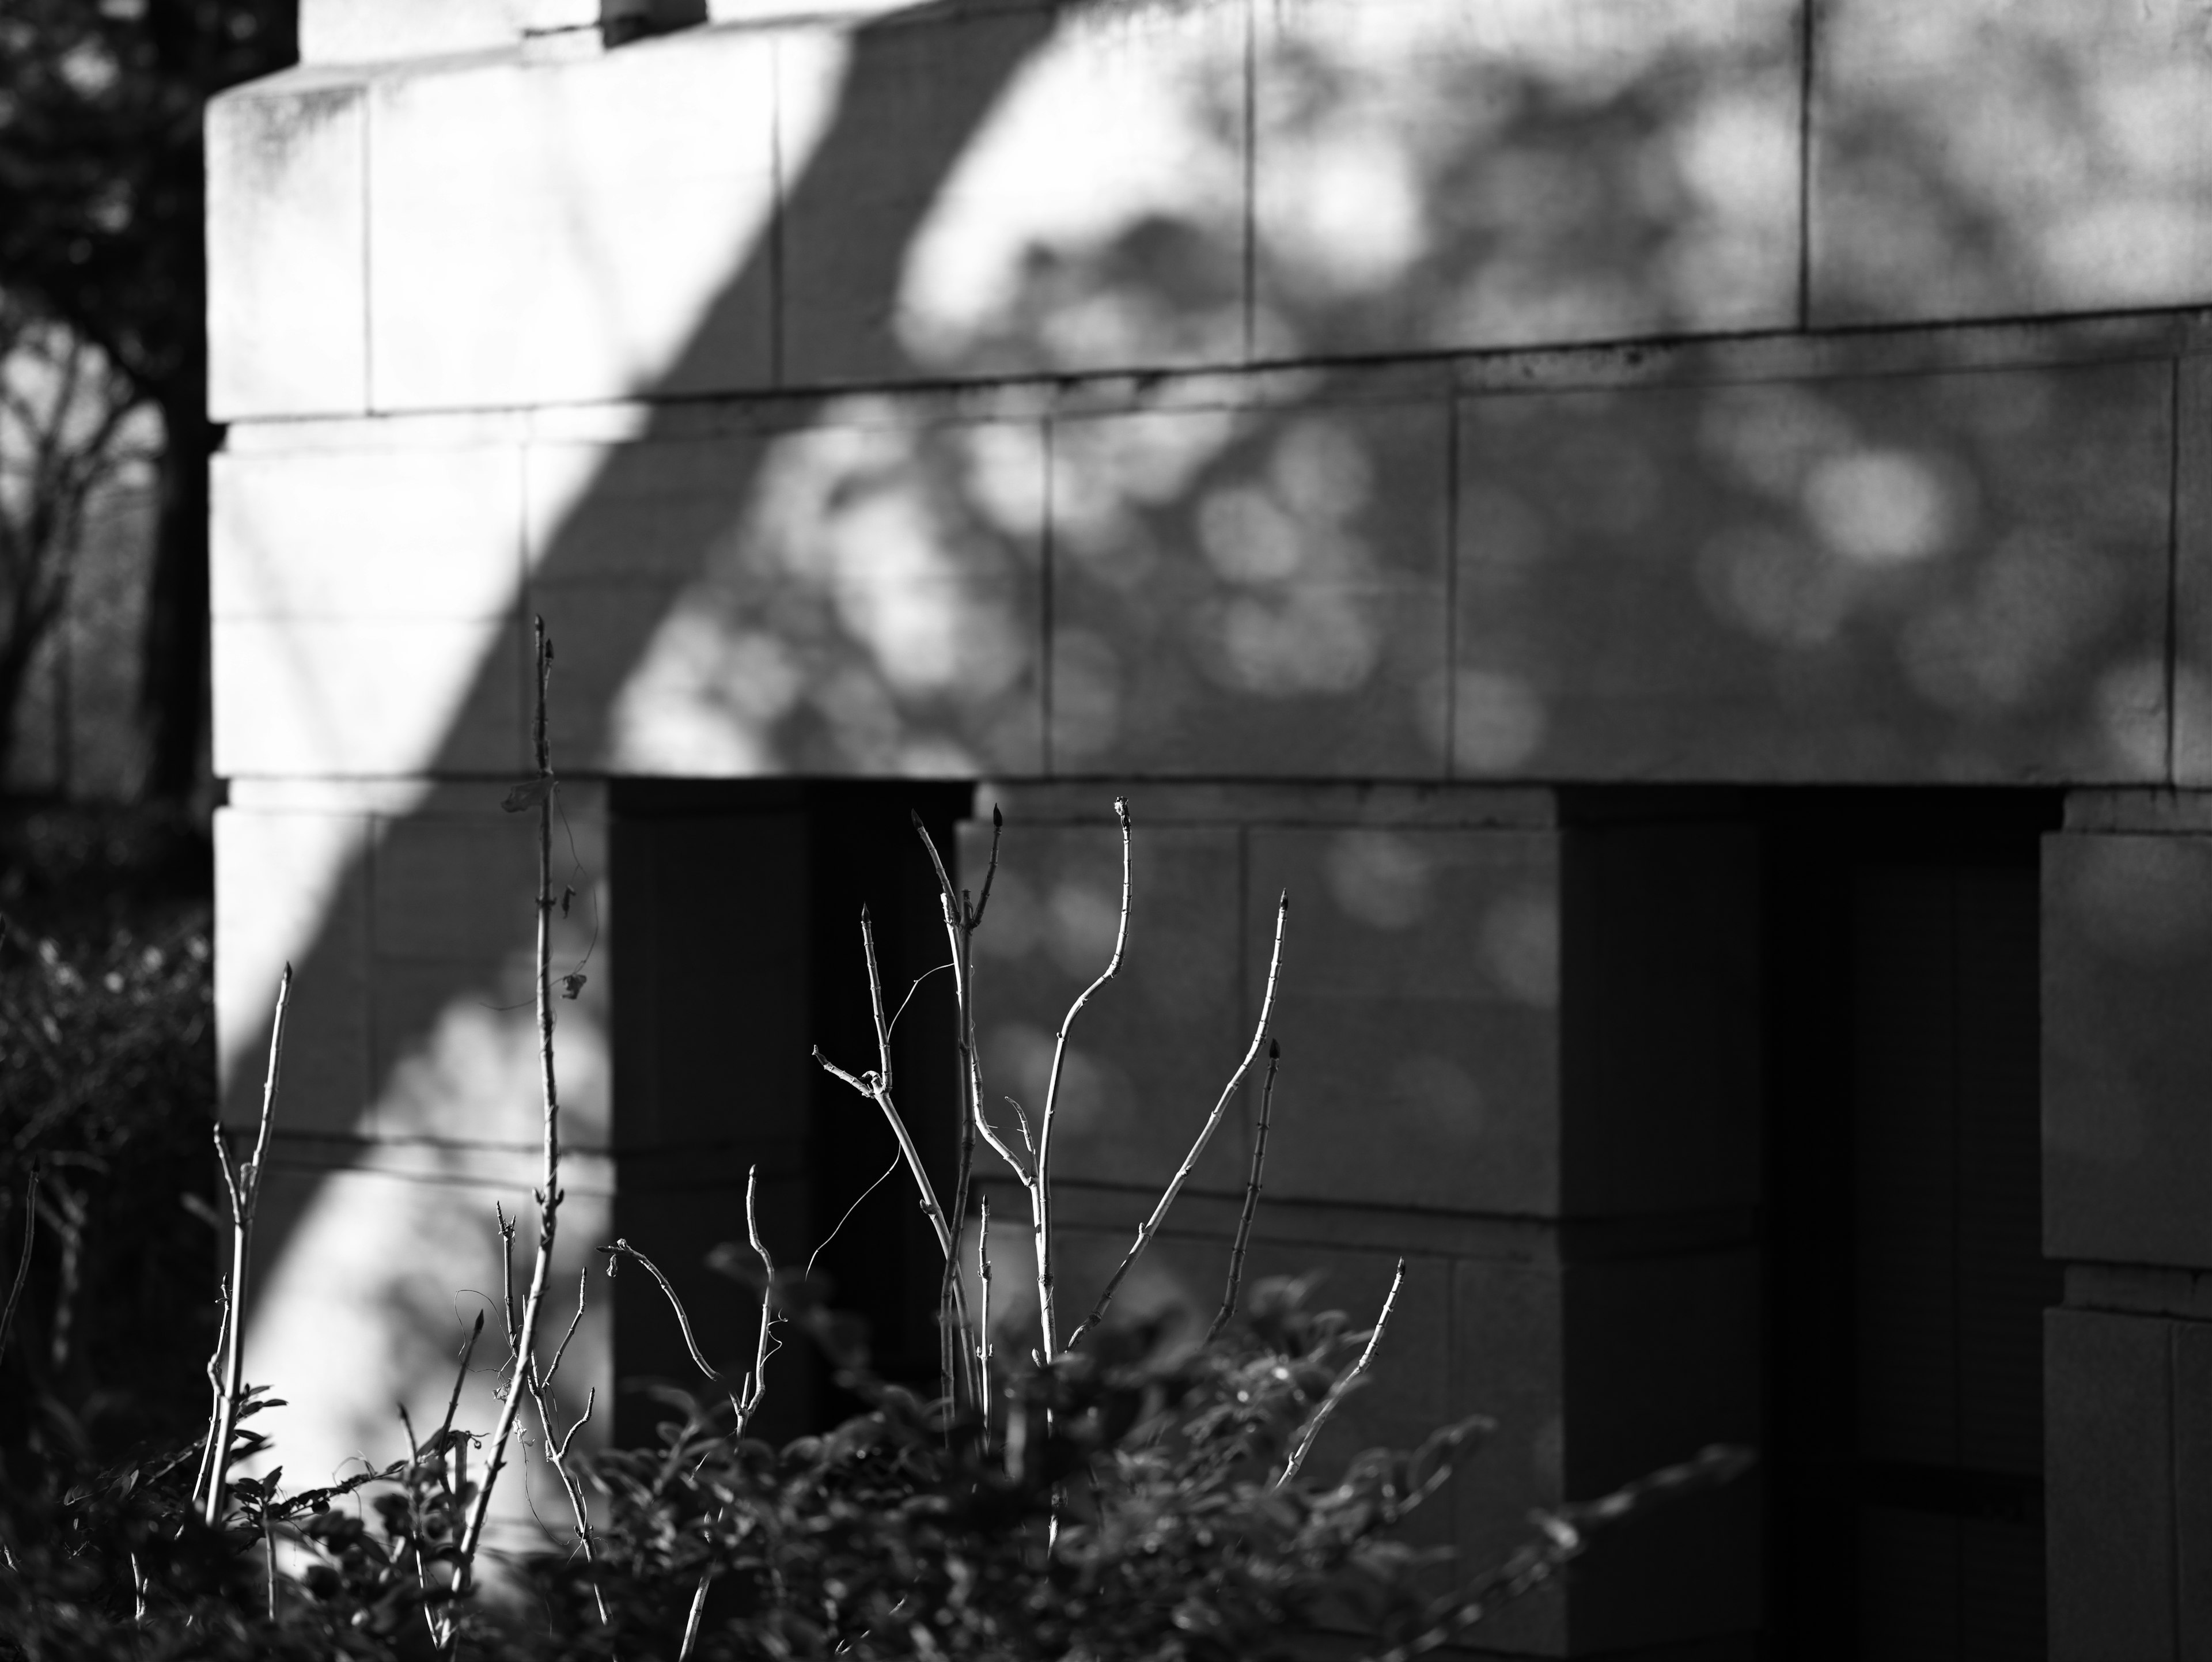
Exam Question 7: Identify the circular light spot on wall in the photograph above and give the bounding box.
[1451,668,1547,773]
[1802,448,1957,566]
[1324,829,1433,930]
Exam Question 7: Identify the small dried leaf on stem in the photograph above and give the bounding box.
[1279,1256,1405,1487]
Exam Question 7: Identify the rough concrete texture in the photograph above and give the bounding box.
[1815,0,2212,325]
[2174,353,2212,787]
[1255,0,1800,358]
[222,0,2212,419]
[205,83,367,418]
[2044,831,2212,1267]
[779,0,1238,385]
[1049,399,1450,778]
[215,807,373,1134]
[1247,824,1563,1214]
[212,445,525,623]
[1457,359,2173,784]
[213,615,525,778]
[366,30,779,411]
[525,418,1045,777]
[2046,1308,2176,1661]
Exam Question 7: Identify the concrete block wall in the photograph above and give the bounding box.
[207,0,2212,1647]
[962,785,1760,1653]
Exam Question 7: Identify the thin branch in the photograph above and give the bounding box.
[541,1265,589,1388]
[601,1238,740,1421]
[1067,890,1288,1349]
[1279,1257,1404,1487]
[884,961,953,1038]
[861,906,893,1093]
[435,1311,487,1458]
[0,1162,39,1371]
[969,802,1004,929]
[496,1203,520,1354]
[1206,1039,1279,1344]
[1031,798,1131,1362]
[740,1165,775,1427]
[810,1044,952,1259]
[456,619,564,1605]
[976,1194,993,1433]
[522,1269,603,1625]
[202,963,291,1526]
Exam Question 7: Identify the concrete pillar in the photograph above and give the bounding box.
[962,783,1762,1656]
[2044,792,2212,1659]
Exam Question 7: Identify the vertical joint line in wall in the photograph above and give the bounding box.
[769,38,787,389]
[361,86,376,410]
[1796,0,1815,331]
[1041,422,1056,776]
[2171,1324,2184,1654]
[2166,358,2183,789]
[1240,0,1257,362]
[1444,397,1460,779]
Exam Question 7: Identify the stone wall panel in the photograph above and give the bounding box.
[1049,399,1450,777]
[1456,361,2172,783]
[207,80,369,419]
[1256,0,1800,359]
[1815,0,2212,325]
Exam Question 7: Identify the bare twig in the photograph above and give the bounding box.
[1206,1039,1279,1344]
[520,1270,603,1625]
[681,1572,713,1662]
[1067,891,1288,1350]
[1279,1256,1404,1487]
[435,1311,486,1457]
[201,963,291,1527]
[601,1238,743,1424]
[456,619,565,1605]
[496,1203,521,1355]
[0,1161,40,1372]
[810,907,954,1258]
[976,1192,993,1432]
[740,1165,775,1429]
[915,805,1000,1406]
[679,1169,777,1662]
[1029,798,1131,1362]
[811,1042,952,1259]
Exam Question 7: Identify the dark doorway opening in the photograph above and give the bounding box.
[607,779,969,1444]
[1760,790,2062,1659]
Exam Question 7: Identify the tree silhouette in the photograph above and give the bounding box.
[0,0,294,797]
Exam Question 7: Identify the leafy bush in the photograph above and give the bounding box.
[0,805,217,1468]
[0,668,1747,1660]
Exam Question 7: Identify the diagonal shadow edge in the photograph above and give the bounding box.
[224,0,1058,1457]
